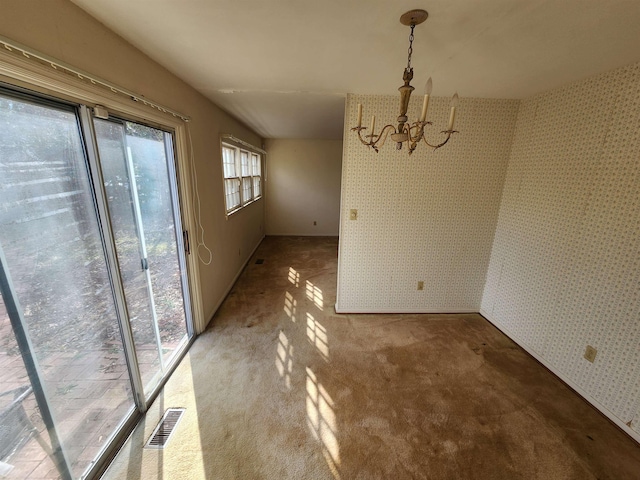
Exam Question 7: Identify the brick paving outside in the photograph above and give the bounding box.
[0,310,185,480]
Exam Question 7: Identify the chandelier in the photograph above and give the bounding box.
[351,9,459,155]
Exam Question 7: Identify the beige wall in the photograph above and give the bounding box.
[481,62,640,439]
[0,0,265,327]
[265,139,342,236]
[337,94,519,312]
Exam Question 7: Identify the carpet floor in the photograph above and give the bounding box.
[103,236,640,479]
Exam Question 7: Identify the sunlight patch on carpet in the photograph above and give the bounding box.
[284,291,297,322]
[276,330,294,389]
[305,280,324,311]
[306,312,329,361]
[288,267,300,287]
[306,367,341,479]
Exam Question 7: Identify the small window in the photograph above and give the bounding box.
[221,143,262,214]
[222,146,241,211]
[251,153,262,198]
[240,151,251,205]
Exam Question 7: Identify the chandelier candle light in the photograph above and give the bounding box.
[352,9,459,155]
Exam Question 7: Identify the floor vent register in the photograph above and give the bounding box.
[144,408,185,449]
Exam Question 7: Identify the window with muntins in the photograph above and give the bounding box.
[222,143,262,214]
[251,153,262,198]
[222,145,241,211]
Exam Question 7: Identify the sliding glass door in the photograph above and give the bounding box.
[0,93,136,479]
[0,89,192,479]
[93,118,190,395]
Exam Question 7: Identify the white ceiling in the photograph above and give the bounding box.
[70,0,640,140]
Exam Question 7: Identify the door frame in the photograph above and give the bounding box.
[0,48,204,480]
[89,113,196,394]
[80,106,197,479]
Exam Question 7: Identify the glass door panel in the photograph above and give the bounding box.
[125,125,190,359]
[94,118,190,396]
[0,94,135,479]
[0,296,64,480]
[93,120,163,394]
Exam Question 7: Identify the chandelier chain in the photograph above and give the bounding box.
[407,24,415,70]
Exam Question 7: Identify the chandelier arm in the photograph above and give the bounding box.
[351,126,376,147]
[409,125,422,154]
[404,122,431,154]
[422,130,458,150]
[351,126,369,145]
[406,122,431,142]
[350,124,398,153]
[372,124,396,151]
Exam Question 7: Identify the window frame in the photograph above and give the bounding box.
[251,152,262,199]
[222,144,241,212]
[221,141,263,215]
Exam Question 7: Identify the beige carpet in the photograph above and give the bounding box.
[103,236,640,479]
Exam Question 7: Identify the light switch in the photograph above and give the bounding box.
[349,209,358,220]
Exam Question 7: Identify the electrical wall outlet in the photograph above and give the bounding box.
[417,281,424,290]
[349,209,358,220]
[584,345,597,363]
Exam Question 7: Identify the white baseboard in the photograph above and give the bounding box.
[204,235,265,330]
[265,232,339,237]
[479,308,640,444]
[334,306,477,314]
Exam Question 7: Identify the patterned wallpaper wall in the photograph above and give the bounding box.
[337,94,519,312]
[481,62,640,434]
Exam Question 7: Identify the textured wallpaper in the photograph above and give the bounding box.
[337,94,519,312]
[481,62,640,433]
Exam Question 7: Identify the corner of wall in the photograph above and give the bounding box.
[479,61,640,439]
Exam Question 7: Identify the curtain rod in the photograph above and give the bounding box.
[0,34,190,122]
[221,134,267,155]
